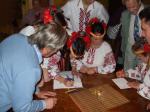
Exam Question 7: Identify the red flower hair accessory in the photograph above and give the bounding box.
[67,32,91,48]
[85,26,92,35]
[85,17,107,36]
[85,17,99,34]
[43,5,62,24]
[83,35,91,48]
[89,17,99,24]
[144,43,150,53]
[43,8,53,24]
[67,32,79,48]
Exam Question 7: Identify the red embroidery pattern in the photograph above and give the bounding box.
[135,63,148,81]
[79,8,84,31]
[85,11,90,26]
[86,48,96,64]
[131,73,136,78]
[79,8,91,31]
[142,67,149,81]
[48,53,60,67]
[137,64,143,73]
[103,52,115,68]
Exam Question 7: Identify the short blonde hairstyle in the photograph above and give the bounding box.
[28,22,68,50]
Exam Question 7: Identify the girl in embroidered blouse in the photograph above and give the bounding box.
[40,31,89,87]
[116,38,150,100]
[72,17,116,75]
[68,31,91,76]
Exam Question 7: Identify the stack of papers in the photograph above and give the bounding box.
[53,71,83,89]
[112,78,130,89]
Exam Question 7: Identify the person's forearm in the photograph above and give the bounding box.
[55,75,66,83]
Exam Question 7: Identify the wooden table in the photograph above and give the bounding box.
[40,74,150,112]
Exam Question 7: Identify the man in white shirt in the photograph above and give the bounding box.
[62,0,109,32]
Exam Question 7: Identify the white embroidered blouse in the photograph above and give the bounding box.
[126,63,150,100]
[72,41,116,74]
[41,51,61,77]
[62,0,109,32]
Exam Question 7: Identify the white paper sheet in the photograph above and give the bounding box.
[112,78,130,89]
[53,71,83,89]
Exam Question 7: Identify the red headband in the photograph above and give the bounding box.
[67,32,91,48]
[85,17,107,35]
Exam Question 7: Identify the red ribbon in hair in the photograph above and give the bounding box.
[83,35,91,48]
[85,26,92,35]
[43,8,53,24]
[67,32,79,48]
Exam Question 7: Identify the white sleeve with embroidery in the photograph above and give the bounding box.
[47,52,61,77]
[138,71,150,100]
[48,65,60,77]
[97,52,116,74]
[126,63,147,81]
[71,59,83,71]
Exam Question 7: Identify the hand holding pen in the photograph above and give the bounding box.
[64,75,74,87]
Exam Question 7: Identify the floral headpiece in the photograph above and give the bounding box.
[132,37,150,55]
[85,17,107,39]
[43,8,53,24]
[144,43,150,53]
[67,31,91,48]
[43,5,63,24]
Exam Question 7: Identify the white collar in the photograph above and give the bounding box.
[77,0,95,11]
[20,26,36,36]
[33,44,42,64]
[137,3,144,15]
